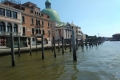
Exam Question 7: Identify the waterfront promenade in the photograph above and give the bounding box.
[0,43,55,56]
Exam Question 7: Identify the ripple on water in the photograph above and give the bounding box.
[0,41,120,80]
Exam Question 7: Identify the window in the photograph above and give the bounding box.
[42,30,45,35]
[32,28,34,34]
[23,27,25,34]
[36,19,38,26]
[30,10,33,13]
[36,29,38,34]
[47,16,49,18]
[6,10,11,17]
[12,11,17,19]
[7,23,12,32]
[32,38,35,41]
[22,16,25,23]
[21,7,25,10]
[14,24,18,32]
[31,18,34,24]
[42,21,44,25]
[0,22,5,31]
[41,14,43,16]
[0,8,5,16]
[36,19,40,26]
[38,20,40,26]
[48,30,50,37]
[48,22,49,27]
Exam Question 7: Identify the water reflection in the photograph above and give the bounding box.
[71,62,79,80]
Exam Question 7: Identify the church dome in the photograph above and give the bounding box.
[41,0,61,22]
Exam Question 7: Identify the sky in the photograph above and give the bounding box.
[20,0,120,37]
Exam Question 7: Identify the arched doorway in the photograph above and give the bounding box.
[7,23,12,32]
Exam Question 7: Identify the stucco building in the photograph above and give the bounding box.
[1,0,51,46]
[0,2,22,46]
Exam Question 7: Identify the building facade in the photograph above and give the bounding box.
[112,33,120,41]
[2,0,51,46]
[0,2,22,46]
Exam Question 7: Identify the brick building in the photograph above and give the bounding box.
[1,0,51,46]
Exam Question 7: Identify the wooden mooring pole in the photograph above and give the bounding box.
[62,37,64,54]
[65,39,66,50]
[41,35,44,59]
[10,33,15,66]
[72,30,77,61]
[18,37,20,57]
[58,39,60,52]
[30,38,32,56]
[69,37,71,52]
[36,37,37,53]
[53,36,56,57]
[76,38,78,50]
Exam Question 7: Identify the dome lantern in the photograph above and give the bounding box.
[45,0,51,9]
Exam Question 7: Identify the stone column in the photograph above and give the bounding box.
[5,22,7,32]
[5,9,6,17]
[12,23,14,33]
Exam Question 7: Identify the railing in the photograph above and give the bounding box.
[0,31,21,36]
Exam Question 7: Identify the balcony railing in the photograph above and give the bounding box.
[0,31,21,36]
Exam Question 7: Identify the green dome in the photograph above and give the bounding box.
[41,8,61,22]
[42,0,61,22]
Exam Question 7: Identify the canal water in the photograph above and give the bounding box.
[0,41,120,80]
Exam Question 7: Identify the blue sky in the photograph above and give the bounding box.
[21,0,120,37]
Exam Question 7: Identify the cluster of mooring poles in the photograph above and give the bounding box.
[10,29,77,66]
[10,31,104,66]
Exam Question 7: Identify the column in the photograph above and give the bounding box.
[5,9,6,17]
[5,22,7,32]
[26,37,29,47]
[12,23,14,33]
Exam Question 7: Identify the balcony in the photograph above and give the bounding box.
[0,32,21,36]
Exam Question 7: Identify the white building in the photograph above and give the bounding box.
[0,3,23,46]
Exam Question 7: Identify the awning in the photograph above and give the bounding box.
[37,38,42,41]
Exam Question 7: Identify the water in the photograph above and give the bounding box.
[0,41,120,80]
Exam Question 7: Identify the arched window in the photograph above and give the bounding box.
[0,22,5,31]
[7,23,12,32]
[14,24,18,32]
